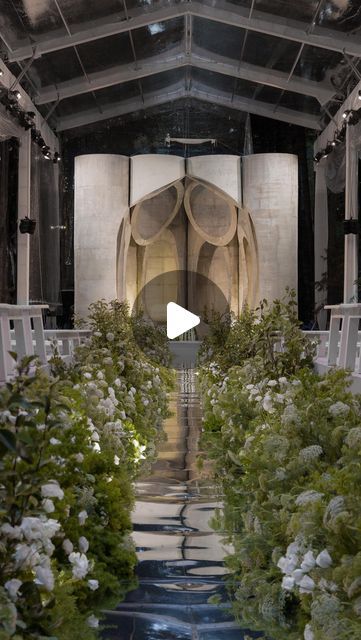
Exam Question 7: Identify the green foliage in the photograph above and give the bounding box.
[0,301,172,638]
[198,289,315,377]
[198,293,361,640]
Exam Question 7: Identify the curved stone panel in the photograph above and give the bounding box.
[74,154,129,319]
[130,154,185,207]
[242,153,298,304]
[131,181,184,246]
[196,243,231,315]
[186,155,241,205]
[184,180,237,246]
[141,229,180,322]
[238,208,259,310]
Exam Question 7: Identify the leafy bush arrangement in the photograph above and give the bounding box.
[0,301,172,639]
[198,294,361,640]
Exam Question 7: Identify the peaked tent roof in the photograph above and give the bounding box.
[1,0,361,133]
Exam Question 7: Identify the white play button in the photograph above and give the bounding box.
[166,302,200,339]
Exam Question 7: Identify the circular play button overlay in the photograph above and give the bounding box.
[131,270,230,369]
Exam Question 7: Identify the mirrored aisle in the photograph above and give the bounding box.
[103,370,262,640]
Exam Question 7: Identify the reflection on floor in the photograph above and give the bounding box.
[103,370,263,639]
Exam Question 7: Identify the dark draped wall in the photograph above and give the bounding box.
[0,138,18,303]
[29,143,61,310]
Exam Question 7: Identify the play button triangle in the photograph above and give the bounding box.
[166,302,200,339]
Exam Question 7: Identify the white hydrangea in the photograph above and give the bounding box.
[304,623,314,640]
[315,549,332,569]
[88,579,99,591]
[69,552,89,579]
[319,578,338,592]
[281,404,299,426]
[275,468,286,481]
[41,482,64,500]
[299,445,323,463]
[79,536,89,553]
[5,579,22,599]
[262,394,274,413]
[281,576,294,591]
[300,550,316,572]
[78,510,88,526]
[87,615,99,628]
[42,499,55,513]
[62,539,73,555]
[323,496,345,525]
[106,332,114,341]
[277,554,299,576]
[14,543,41,569]
[1,523,22,540]
[20,517,60,543]
[345,427,361,449]
[295,490,324,506]
[35,564,54,591]
[299,575,315,594]
[329,401,350,417]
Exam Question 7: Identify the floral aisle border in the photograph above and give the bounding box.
[0,300,172,639]
[198,294,361,640]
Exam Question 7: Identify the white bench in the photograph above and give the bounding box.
[0,304,90,383]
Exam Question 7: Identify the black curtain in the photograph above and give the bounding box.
[0,138,18,303]
[29,142,61,311]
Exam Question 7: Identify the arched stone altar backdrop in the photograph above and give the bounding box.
[74,153,298,320]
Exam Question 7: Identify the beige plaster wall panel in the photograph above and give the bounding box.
[237,208,259,310]
[142,229,179,322]
[131,181,184,246]
[74,154,129,319]
[125,238,138,311]
[184,180,237,246]
[130,154,185,207]
[186,155,242,205]
[242,153,298,305]
[196,243,231,316]
[116,212,132,302]
[228,235,240,315]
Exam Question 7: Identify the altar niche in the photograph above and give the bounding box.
[74,154,298,320]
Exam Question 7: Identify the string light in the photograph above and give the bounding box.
[0,86,61,163]
[314,109,361,164]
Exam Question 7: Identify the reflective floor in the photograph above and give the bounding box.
[103,370,262,639]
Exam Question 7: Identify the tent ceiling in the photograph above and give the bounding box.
[1,0,360,132]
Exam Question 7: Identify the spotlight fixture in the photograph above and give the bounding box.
[313,151,324,163]
[0,69,3,77]
[8,89,21,101]
[53,151,61,164]
[358,89,361,100]
[342,109,351,119]
[348,109,361,126]
[19,217,36,235]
